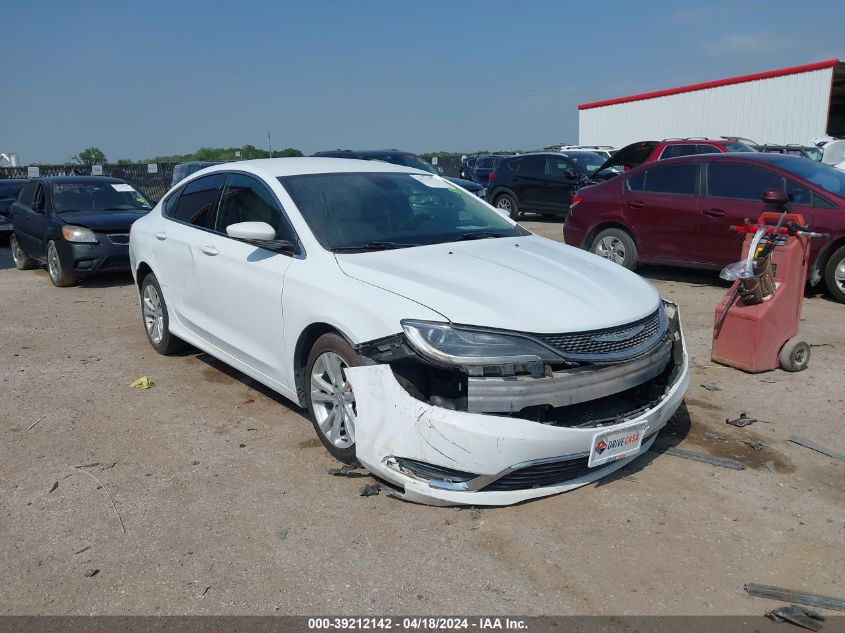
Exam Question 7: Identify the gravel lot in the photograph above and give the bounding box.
[1,220,843,616]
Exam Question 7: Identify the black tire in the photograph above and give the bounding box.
[823,244,845,303]
[778,339,810,372]
[494,193,520,220]
[305,333,363,464]
[139,273,187,355]
[9,233,37,270]
[47,240,77,287]
[590,227,638,270]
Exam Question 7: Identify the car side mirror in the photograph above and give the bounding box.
[226,221,296,254]
[762,189,789,207]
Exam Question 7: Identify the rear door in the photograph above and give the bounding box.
[155,173,226,338]
[622,162,703,264]
[702,162,792,266]
[10,181,40,254]
[195,172,297,386]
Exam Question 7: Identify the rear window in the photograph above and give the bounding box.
[628,164,698,195]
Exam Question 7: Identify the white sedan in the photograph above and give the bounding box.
[129,158,689,506]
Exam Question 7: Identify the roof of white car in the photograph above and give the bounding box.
[202,157,427,178]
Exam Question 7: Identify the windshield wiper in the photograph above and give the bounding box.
[451,232,505,242]
[331,241,417,252]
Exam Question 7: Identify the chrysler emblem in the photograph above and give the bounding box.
[591,324,645,343]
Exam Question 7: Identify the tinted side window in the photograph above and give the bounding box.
[476,157,493,169]
[785,179,811,206]
[216,174,294,241]
[627,171,646,192]
[546,156,577,177]
[171,174,226,228]
[696,145,722,155]
[519,156,546,175]
[660,145,696,160]
[161,186,183,217]
[641,164,698,195]
[506,158,521,172]
[708,163,783,200]
[17,182,37,206]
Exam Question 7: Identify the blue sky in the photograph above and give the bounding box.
[1,0,842,163]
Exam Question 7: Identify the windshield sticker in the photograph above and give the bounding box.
[112,183,135,192]
[411,175,452,189]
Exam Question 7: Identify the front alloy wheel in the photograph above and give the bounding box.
[311,351,356,449]
[305,333,362,463]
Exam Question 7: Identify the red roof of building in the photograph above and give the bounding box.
[578,59,840,111]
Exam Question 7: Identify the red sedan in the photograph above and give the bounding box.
[564,153,845,303]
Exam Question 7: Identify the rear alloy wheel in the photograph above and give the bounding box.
[47,241,77,287]
[10,234,37,270]
[823,245,845,303]
[495,193,520,220]
[590,228,638,270]
[306,333,362,463]
[140,274,186,355]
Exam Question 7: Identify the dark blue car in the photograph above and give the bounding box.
[0,178,28,236]
[9,177,152,286]
[464,155,507,185]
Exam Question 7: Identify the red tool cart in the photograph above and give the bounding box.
[711,189,824,373]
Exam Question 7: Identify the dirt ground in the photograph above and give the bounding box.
[1,220,843,616]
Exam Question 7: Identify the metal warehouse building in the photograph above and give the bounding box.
[578,59,845,147]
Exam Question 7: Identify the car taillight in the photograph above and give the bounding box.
[570,195,583,207]
[488,171,496,181]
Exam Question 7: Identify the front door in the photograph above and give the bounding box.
[194,173,296,388]
[701,162,807,267]
[543,155,581,212]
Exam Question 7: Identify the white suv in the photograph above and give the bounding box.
[129,158,689,506]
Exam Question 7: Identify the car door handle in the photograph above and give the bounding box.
[626,200,645,209]
[200,245,218,256]
[154,231,167,241]
[702,208,727,218]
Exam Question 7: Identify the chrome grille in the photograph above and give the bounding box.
[535,309,664,361]
[107,233,130,245]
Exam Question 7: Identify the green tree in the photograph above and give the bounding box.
[72,147,107,165]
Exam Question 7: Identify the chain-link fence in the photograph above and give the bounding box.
[0,164,176,202]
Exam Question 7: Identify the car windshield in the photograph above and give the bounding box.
[51,182,152,212]
[724,142,755,152]
[279,172,521,251]
[766,156,845,197]
[564,152,607,174]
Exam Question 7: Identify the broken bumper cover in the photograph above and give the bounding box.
[346,304,690,506]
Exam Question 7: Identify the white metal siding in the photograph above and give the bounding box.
[579,67,833,147]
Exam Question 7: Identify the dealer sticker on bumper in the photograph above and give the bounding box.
[588,423,646,468]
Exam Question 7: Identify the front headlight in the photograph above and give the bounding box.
[62,225,99,243]
[402,320,561,366]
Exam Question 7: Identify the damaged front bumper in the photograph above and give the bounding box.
[346,302,689,506]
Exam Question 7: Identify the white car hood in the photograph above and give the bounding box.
[335,236,660,333]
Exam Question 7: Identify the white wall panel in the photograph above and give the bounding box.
[578,68,833,147]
